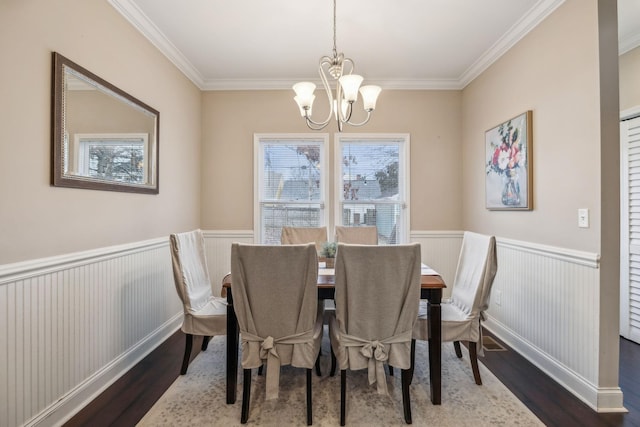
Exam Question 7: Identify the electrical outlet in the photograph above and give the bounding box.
[494,289,502,306]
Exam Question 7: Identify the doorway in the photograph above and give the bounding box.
[620,110,640,344]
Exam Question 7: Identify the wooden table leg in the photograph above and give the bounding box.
[226,288,238,404]
[427,289,442,405]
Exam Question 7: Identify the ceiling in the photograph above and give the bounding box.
[109,0,640,91]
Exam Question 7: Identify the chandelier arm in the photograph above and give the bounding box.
[344,110,373,127]
[299,56,337,129]
[304,115,330,130]
[342,57,355,75]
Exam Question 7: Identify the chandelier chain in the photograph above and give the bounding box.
[332,0,338,58]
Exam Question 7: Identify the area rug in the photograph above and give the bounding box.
[137,334,543,426]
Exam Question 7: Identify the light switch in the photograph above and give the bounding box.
[578,208,589,228]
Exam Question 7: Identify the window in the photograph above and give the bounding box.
[254,134,329,244]
[73,133,149,184]
[335,134,410,244]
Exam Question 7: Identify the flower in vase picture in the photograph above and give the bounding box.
[485,111,532,210]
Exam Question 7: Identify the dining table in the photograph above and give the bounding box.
[221,263,446,405]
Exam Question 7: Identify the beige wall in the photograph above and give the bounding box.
[201,89,463,232]
[0,0,202,264]
[461,0,604,253]
[620,45,640,112]
[463,0,621,393]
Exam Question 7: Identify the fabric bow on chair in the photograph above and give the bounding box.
[242,329,317,400]
[230,243,323,425]
[339,330,412,395]
[328,243,421,425]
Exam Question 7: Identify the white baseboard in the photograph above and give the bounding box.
[26,314,182,427]
[483,316,625,413]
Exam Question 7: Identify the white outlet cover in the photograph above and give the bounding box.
[578,208,589,228]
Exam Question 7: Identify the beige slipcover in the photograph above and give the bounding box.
[413,231,497,355]
[230,243,323,400]
[334,225,378,245]
[170,230,227,337]
[281,226,328,254]
[329,243,421,395]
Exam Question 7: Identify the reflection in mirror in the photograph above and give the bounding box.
[52,52,159,193]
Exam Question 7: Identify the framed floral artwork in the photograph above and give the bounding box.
[485,111,533,210]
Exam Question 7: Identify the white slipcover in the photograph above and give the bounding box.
[170,230,227,336]
[413,231,497,355]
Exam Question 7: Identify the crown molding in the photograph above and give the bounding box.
[111,0,566,91]
[108,0,206,89]
[619,33,640,56]
[200,78,464,91]
[458,0,565,88]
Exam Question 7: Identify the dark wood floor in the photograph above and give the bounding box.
[65,330,640,427]
[481,331,640,427]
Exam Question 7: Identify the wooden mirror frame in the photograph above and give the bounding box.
[51,52,160,194]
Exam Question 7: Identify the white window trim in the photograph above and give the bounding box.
[73,133,149,182]
[253,133,330,244]
[333,133,410,243]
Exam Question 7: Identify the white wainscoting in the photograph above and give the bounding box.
[202,230,254,296]
[0,230,622,426]
[0,238,182,427]
[410,231,463,299]
[483,237,623,412]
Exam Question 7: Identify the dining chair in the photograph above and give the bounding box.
[230,243,323,425]
[281,225,330,362]
[412,231,497,385]
[334,225,378,245]
[328,243,421,425]
[169,230,227,375]
[281,226,328,254]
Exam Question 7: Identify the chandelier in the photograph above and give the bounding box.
[293,0,381,132]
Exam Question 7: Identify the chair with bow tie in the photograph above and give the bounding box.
[170,230,227,375]
[230,243,323,425]
[328,243,421,425]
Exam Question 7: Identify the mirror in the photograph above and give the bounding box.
[52,52,159,194]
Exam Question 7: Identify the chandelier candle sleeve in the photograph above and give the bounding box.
[360,85,382,111]
[338,74,363,102]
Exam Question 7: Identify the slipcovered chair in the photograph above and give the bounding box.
[334,225,378,245]
[281,226,328,255]
[170,230,227,375]
[281,225,329,363]
[329,243,421,425]
[412,231,497,385]
[231,243,323,425]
